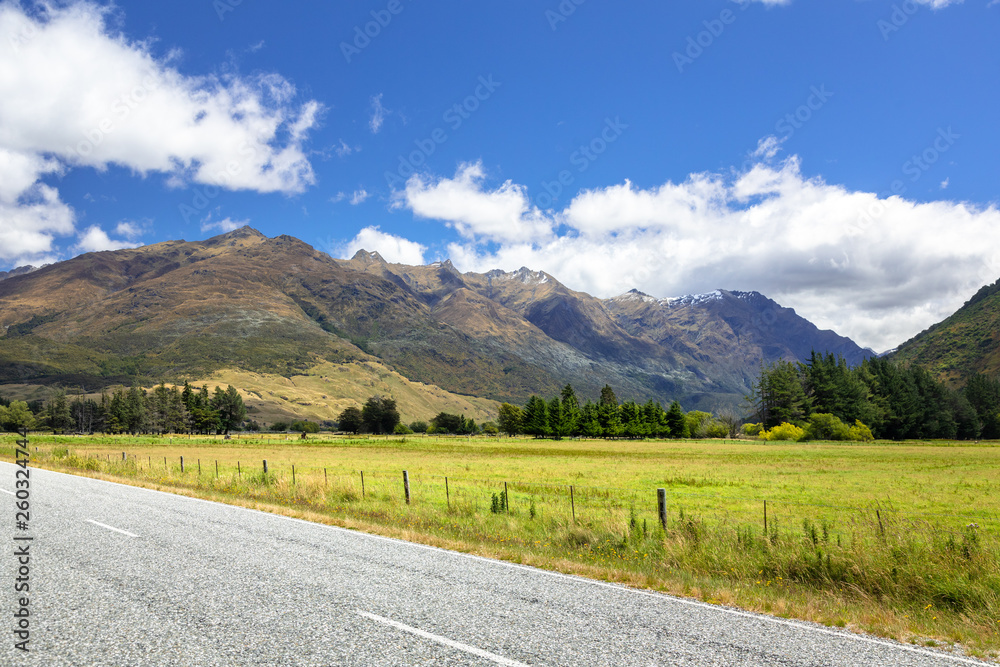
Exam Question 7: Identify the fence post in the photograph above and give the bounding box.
[657,488,667,530]
[198,459,201,475]
[215,460,219,478]
[445,477,450,509]
[324,468,328,486]
[570,485,576,523]
[292,464,296,485]
[263,460,268,475]
[164,456,167,470]
[403,471,410,504]
[238,461,241,479]
[122,452,126,461]
[504,481,509,513]
[764,500,768,534]
[361,471,365,498]
[180,456,184,473]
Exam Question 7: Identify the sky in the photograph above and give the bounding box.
[1,0,998,353]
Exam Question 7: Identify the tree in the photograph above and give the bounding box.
[46,389,72,433]
[361,395,400,434]
[212,385,247,435]
[559,384,580,436]
[0,401,35,431]
[337,407,363,434]
[599,385,618,408]
[408,421,429,434]
[964,374,999,438]
[547,397,564,439]
[497,403,523,436]
[431,412,463,434]
[522,396,549,437]
[665,401,688,438]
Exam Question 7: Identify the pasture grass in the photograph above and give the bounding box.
[5,432,1000,661]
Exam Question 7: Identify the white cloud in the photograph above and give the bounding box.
[334,139,356,158]
[74,225,141,253]
[940,178,950,190]
[332,189,370,205]
[339,226,426,265]
[369,94,387,134]
[402,153,1000,353]
[0,2,320,265]
[200,216,248,234]
[398,162,554,243]
[114,220,147,240]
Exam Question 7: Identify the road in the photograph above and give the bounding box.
[0,462,989,666]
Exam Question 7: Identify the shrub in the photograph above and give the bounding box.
[270,421,289,432]
[704,421,729,438]
[803,413,850,441]
[393,423,413,435]
[290,420,320,433]
[741,423,763,436]
[762,422,806,441]
[848,419,875,442]
[408,421,428,434]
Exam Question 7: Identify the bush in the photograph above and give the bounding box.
[408,421,428,434]
[848,419,875,442]
[704,421,729,438]
[481,421,499,435]
[741,423,763,436]
[803,413,850,441]
[394,423,413,435]
[290,420,320,433]
[270,421,289,432]
[762,422,806,441]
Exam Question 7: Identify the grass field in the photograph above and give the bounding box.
[5,432,1000,661]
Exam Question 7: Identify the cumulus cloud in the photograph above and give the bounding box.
[338,226,426,265]
[0,2,320,265]
[74,225,141,253]
[400,150,1000,353]
[398,162,554,243]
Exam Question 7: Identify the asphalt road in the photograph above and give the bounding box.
[0,462,990,666]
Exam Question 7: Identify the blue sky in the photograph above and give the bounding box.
[1,0,998,351]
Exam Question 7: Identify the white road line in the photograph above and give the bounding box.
[85,519,139,538]
[0,489,14,496]
[11,465,988,666]
[356,610,532,667]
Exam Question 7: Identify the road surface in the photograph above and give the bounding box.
[0,462,989,666]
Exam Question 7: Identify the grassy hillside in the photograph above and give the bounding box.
[894,278,1000,385]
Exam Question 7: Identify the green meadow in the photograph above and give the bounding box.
[5,432,1000,661]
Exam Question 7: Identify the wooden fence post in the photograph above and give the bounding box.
[361,471,365,498]
[504,481,509,513]
[445,477,450,509]
[215,460,219,478]
[324,468,327,486]
[403,471,410,504]
[570,485,576,523]
[198,459,201,475]
[263,459,268,475]
[292,464,296,485]
[764,500,768,534]
[180,456,184,473]
[658,488,667,530]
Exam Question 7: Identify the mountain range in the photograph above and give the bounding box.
[0,227,880,421]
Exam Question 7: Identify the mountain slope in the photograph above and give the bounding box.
[893,278,1000,386]
[0,227,874,413]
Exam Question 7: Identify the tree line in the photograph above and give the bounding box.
[495,384,737,439]
[748,352,998,440]
[0,383,247,435]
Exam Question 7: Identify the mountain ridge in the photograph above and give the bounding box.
[0,227,873,414]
